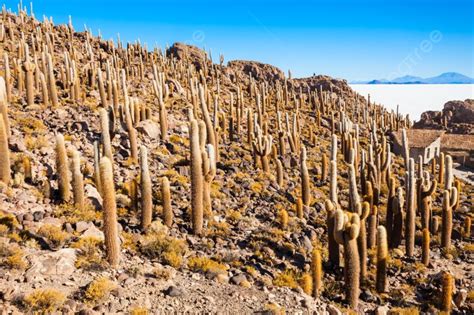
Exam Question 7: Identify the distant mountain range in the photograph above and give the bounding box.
[351,72,474,84]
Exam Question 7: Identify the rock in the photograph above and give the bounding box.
[230,273,247,285]
[164,285,182,297]
[26,248,77,278]
[23,213,34,222]
[454,289,467,308]
[65,223,74,233]
[166,43,210,70]
[33,211,44,221]
[227,60,285,82]
[137,120,160,139]
[85,184,102,209]
[375,305,389,315]
[327,304,342,315]
[76,221,93,233]
[81,225,104,241]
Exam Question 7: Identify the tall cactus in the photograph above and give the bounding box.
[401,128,409,169]
[321,153,328,181]
[441,188,457,249]
[300,146,311,206]
[325,200,340,267]
[376,226,388,293]
[99,108,114,166]
[418,172,437,230]
[276,158,284,187]
[203,144,216,218]
[390,187,404,248]
[190,119,203,235]
[357,202,370,284]
[252,125,272,173]
[140,146,152,230]
[422,228,430,266]
[405,158,416,257]
[311,248,322,298]
[330,160,338,205]
[162,176,173,227]
[72,150,84,211]
[100,157,120,267]
[0,108,10,185]
[334,210,360,308]
[55,133,70,202]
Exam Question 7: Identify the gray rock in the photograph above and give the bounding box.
[137,120,160,139]
[454,289,467,308]
[164,285,182,297]
[26,248,77,278]
[85,184,102,209]
[81,225,104,241]
[76,221,92,233]
[230,273,247,285]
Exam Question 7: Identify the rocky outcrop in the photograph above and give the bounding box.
[414,99,474,134]
[166,42,210,70]
[226,60,285,83]
[292,75,358,99]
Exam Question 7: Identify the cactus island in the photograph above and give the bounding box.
[0,2,472,314]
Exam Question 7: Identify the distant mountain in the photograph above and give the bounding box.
[352,72,474,84]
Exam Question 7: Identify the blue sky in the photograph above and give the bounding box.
[5,0,473,81]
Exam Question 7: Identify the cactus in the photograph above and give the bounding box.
[252,125,272,173]
[464,216,472,238]
[0,110,10,185]
[300,146,311,206]
[385,176,396,246]
[405,158,416,257]
[311,248,322,298]
[99,108,114,166]
[93,140,102,194]
[296,197,303,219]
[331,134,337,161]
[391,187,404,248]
[334,210,360,308]
[453,180,461,210]
[55,134,70,202]
[438,152,445,186]
[140,146,152,230]
[422,228,430,266]
[321,153,328,181]
[325,200,340,267]
[202,144,216,218]
[72,150,84,211]
[23,46,35,107]
[376,226,388,293]
[0,77,10,137]
[441,272,453,312]
[330,160,338,205]
[348,157,360,213]
[418,172,437,230]
[279,209,288,229]
[162,176,173,228]
[47,53,58,107]
[401,128,409,169]
[441,188,457,249]
[190,119,203,235]
[357,202,370,284]
[99,157,120,267]
[276,158,284,187]
[367,205,378,249]
[444,154,454,191]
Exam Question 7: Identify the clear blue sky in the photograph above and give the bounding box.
[5,0,473,81]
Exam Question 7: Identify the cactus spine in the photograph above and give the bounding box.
[376,226,388,293]
[140,146,152,230]
[334,210,360,308]
[100,157,120,267]
[162,176,173,227]
[55,133,70,202]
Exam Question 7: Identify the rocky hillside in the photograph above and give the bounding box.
[414,99,474,134]
[0,7,472,315]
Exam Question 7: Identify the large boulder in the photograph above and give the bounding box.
[166,42,210,71]
[414,99,474,134]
